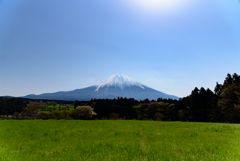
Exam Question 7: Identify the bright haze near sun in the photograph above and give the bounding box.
[126,0,193,15]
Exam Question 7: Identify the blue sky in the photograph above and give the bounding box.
[0,0,240,97]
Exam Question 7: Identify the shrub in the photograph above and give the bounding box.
[109,113,119,120]
[178,110,186,121]
[75,106,97,119]
[155,112,164,121]
[48,107,53,112]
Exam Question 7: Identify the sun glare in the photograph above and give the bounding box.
[130,0,190,13]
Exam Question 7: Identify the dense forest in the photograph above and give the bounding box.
[1,73,239,123]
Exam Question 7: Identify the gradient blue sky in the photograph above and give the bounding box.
[0,0,240,97]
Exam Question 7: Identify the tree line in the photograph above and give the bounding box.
[0,73,239,123]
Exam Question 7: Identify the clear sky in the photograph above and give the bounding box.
[0,0,240,98]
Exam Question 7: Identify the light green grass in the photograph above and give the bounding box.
[0,120,240,161]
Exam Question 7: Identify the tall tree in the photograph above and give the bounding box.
[218,83,240,122]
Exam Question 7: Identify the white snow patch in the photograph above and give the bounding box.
[95,74,145,91]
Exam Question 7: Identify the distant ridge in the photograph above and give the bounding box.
[23,74,179,101]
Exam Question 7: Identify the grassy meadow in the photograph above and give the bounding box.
[0,120,240,161]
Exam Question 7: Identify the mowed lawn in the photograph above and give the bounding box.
[0,120,240,161]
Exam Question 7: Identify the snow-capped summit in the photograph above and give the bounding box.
[95,74,144,91]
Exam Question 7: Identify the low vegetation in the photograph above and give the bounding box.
[0,120,239,161]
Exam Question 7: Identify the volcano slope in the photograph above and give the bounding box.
[24,74,179,101]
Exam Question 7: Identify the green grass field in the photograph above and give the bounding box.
[0,120,240,161]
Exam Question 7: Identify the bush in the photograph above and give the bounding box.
[109,113,119,120]
[75,106,97,119]
[155,112,164,121]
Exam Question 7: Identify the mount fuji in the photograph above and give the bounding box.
[23,74,179,101]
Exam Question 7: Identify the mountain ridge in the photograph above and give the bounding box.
[23,74,179,101]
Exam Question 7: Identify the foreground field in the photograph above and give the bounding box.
[0,121,240,161]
